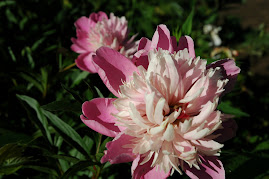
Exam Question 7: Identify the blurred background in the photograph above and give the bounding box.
[1,0,269,178]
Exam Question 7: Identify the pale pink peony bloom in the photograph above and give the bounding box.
[71,11,138,73]
[81,25,240,178]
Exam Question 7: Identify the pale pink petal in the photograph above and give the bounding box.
[185,156,225,179]
[178,36,195,58]
[75,53,97,73]
[93,47,138,97]
[207,58,240,94]
[132,155,170,179]
[81,98,121,137]
[101,133,136,164]
[151,25,173,52]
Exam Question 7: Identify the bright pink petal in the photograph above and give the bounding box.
[151,25,173,52]
[93,47,138,97]
[101,133,136,164]
[81,98,121,137]
[74,16,91,32]
[185,156,225,179]
[178,36,195,58]
[207,59,240,94]
[131,155,170,179]
[75,53,97,73]
[138,37,152,51]
[132,50,149,69]
[89,11,108,25]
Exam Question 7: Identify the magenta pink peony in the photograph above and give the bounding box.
[81,25,240,178]
[71,11,138,73]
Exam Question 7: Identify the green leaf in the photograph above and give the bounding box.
[181,1,195,35]
[41,109,90,156]
[60,160,97,179]
[49,154,80,164]
[23,165,58,176]
[8,46,16,62]
[20,72,43,93]
[71,71,90,88]
[0,128,32,146]
[94,86,104,98]
[0,144,28,175]
[41,99,81,113]
[254,140,269,152]
[217,101,250,117]
[16,94,53,145]
[61,83,84,104]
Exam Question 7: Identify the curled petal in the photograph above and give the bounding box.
[75,53,97,73]
[89,11,108,26]
[132,155,170,179]
[74,16,91,33]
[151,25,173,52]
[101,133,136,164]
[207,58,240,94]
[184,156,225,179]
[178,36,195,58]
[93,47,138,97]
[138,37,152,51]
[81,98,121,137]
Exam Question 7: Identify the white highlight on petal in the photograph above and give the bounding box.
[162,123,175,141]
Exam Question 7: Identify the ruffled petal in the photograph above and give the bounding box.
[75,53,97,73]
[178,36,195,58]
[207,58,240,94]
[131,155,170,179]
[101,133,136,164]
[93,47,138,97]
[185,156,225,179]
[81,98,121,137]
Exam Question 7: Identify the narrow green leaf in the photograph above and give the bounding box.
[41,100,81,113]
[254,140,269,152]
[181,0,195,35]
[50,154,80,164]
[0,1,15,8]
[20,72,43,93]
[71,71,89,88]
[8,46,16,62]
[25,47,35,68]
[218,101,250,117]
[94,86,104,98]
[31,37,46,51]
[16,95,53,145]
[23,165,58,176]
[60,160,97,179]
[41,109,89,156]
[61,83,84,104]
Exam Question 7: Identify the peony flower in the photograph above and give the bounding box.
[71,11,138,73]
[81,25,240,178]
